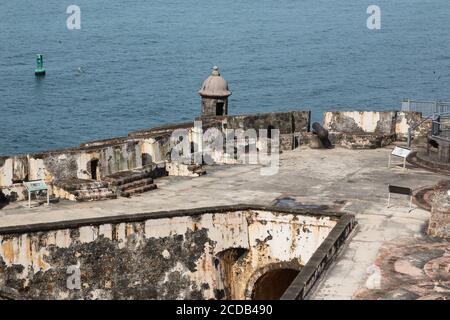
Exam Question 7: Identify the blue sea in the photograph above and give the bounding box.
[1,0,449,156]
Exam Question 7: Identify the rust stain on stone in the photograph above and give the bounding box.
[1,239,14,264]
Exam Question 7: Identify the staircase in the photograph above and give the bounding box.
[53,179,117,202]
[103,169,157,198]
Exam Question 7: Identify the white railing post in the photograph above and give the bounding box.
[402,99,410,111]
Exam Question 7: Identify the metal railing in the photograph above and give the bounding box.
[432,116,450,139]
[407,112,450,147]
[402,99,450,116]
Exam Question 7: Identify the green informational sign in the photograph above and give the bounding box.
[24,180,49,208]
[24,180,48,192]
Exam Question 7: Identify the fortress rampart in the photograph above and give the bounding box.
[0,109,429,203]
[0,205,355,300]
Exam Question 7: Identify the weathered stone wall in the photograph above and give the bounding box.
[195,110,311,152]
[227,112,294,134]
[201,97,228,117]
[128,122,194,139]
[0,135,176,202]
[395,111,427,141]
[1,110,311,196]
[427,181,450,239]
[322,111,429,149]
[225,111,310,151]
[323,111,397,134]
[0,157,26,187]
[0,206,339,300]
[188,110,310,164]
[0,156,29,201]
[331,133,396,150]
[0,143,144,201]
[281,214,356,300]
[323,111,428,137]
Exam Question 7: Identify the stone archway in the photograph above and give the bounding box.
[252,268,299,300]
[245,262,302,300]
[86,158,100,180]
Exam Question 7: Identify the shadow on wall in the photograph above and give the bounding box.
[215,246,306,300]
[215,247,248,300]
[252,269,300,300]
[0,190,8,209]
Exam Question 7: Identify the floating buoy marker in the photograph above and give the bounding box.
[35,54,46,76]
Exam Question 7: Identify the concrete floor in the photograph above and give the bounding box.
[0,146,448,299]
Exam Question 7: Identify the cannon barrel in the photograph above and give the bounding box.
[312,122,332,149]
[312,122,328,139]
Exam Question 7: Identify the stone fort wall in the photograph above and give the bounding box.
[0,109,428,203]
[0,205,352,300]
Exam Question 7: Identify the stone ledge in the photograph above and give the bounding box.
[0,204,345,236]
[407,151,450,175]
[280,214,357,300]
[329,132,396,149]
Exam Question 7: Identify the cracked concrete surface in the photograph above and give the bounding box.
[0,146,447,299]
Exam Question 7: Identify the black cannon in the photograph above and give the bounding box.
[312,122,333,149]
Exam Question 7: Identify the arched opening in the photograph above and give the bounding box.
[0,190,9,209]
[216,101,225,115]
[88,159,99,180]
[251,268,299,300]
[267,125,275,139]
[141,153,152,167]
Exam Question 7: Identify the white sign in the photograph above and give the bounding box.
[388,146,411,170]
[391,146,411,158]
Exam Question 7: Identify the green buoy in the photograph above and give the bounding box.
[35,54,46,76]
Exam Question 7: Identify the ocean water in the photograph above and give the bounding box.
[1,0,449,156]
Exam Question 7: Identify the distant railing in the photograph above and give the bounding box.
[407,112,450,147]
[402,99,450,116]
[432,115,450,139]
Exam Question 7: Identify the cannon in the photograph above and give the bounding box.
[312,122,332,149]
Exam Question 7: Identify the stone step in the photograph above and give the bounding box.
[104,171,153,187]
[116,178,154,192]
[191,166,206,176]
[75,193,117,202]
[120,184,157,198]
[73,188,117,201]
[74,187,110,195]
[54,179,108,192]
